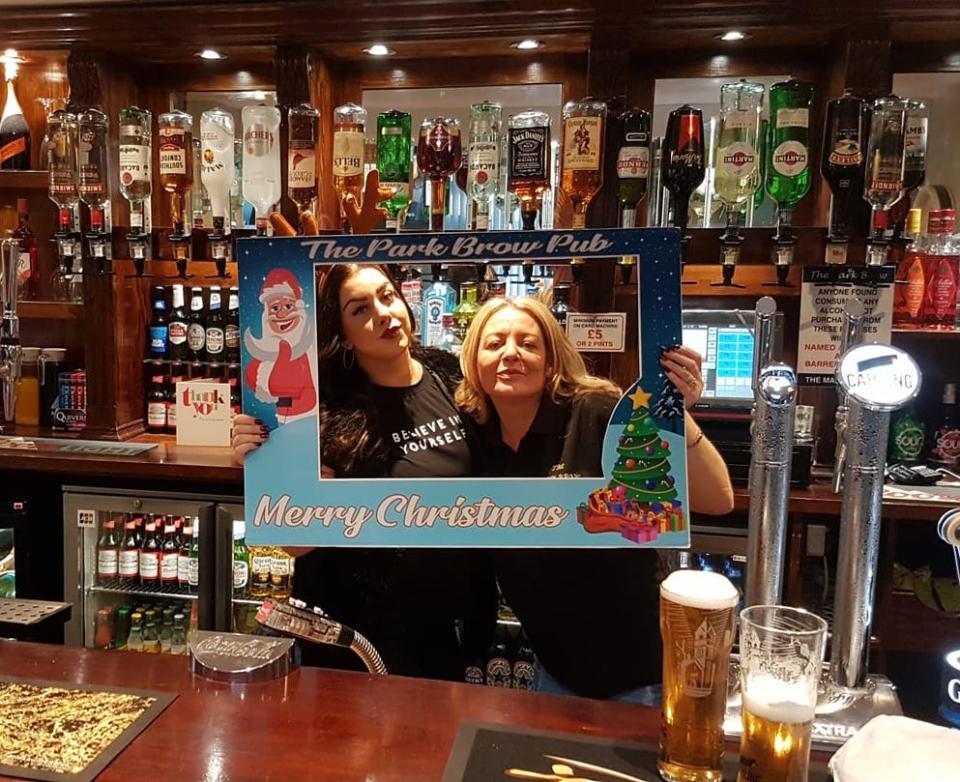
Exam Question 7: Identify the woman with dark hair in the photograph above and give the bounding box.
[233,263,494,680]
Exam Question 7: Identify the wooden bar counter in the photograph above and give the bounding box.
[0,641,659,782]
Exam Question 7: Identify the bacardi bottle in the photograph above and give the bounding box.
[333,103,366,219]
[118,106,152,235]
[507,111,551,230]
[0,53,30,170]
[715,81,763,279]
[467,101,502,231]
[288,103,319,225]
[616,108,651,228]
[765,80,814,283]
[416,116,462,232]
[863,96,907,262]
[200,108,236,238]
[561,97,606,229]
[377,110,412,231]
[821,90,869,261]
[660,105,705,238]
[241,104,281,235]
[158,109,194,236]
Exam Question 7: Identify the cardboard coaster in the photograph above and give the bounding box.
[442,721,833,782]
[0,676,176,782]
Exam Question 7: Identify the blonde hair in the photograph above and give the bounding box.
[456,296,621,424]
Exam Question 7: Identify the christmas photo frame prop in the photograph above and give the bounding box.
[238,228,689,548]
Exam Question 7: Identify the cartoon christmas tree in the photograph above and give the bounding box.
[652,380,685,434]
[609,385,679,504]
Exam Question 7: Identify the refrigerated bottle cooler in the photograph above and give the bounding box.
[61,488,271,650]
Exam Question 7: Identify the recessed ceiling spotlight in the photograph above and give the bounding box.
[197,49,226,60]
[716,31,748,42]
[363,44,395,56]
[511,39,544,50]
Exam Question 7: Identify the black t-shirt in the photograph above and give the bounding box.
[371,369,472,478]
[295,368,494,681]
[483,393,663,699]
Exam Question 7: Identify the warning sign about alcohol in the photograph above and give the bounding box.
[797,266,895,386]
[566,313,627,352]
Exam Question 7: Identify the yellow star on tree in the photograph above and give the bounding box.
[628,385,651,410]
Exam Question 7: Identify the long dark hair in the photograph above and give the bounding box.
[315,263,416,405]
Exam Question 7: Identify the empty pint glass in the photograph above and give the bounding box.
[658,569,739,782]
[737,605,828,782]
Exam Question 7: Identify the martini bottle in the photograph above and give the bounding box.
[765,80,814,284]
[715,80,763,279]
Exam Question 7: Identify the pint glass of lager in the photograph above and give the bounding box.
[737,605,828,782]
[658,569,739,782]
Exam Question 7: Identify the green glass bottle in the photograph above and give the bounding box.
[888,405,925,465]
[377,110,412,231]
[765,80,814,212]
[452,283,479,342]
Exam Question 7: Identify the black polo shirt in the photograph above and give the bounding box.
[483,393,663,699]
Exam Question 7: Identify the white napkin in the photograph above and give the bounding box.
[829,714,960,782]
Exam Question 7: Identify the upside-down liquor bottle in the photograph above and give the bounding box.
[715,81,763,280]
[241,104,281,235]
[660,105,705,238]
[288,103,319,226]
[200,107,236,238]
[158,109,194,237]
[862,96,907,264]
[507,111,551,230]
[377,110,412,231]
[78,107,111,271]
[0,53,30,170]
[765,80,814,283]
[467,101,501,231]
[616,107,651,228]
[561,97,606,229]
[821,90,869,263]
[118,106,152,235]
[417,116,462,232]
[333,103,366,223]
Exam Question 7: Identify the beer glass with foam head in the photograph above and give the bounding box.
[737,605,828,782]
[658,569,740,782]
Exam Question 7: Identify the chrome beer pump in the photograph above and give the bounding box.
[0,239,22,426]
[812,342,921,745]
[745,296,798,606]
[724,295,798,736]
[832,298,866,494]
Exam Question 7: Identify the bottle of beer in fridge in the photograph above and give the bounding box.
[187,286,206,360]
[118,516,140,584]
[96,518,119,587]
[160,520,179,590]
[178,520,193,591]
[270,547,293,599]
[249,546,272,598]
[139,519,161,587]
[205,285,225,362]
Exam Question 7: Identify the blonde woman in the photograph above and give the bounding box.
[457,296,733,702]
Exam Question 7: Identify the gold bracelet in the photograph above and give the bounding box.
[687,429,705,449]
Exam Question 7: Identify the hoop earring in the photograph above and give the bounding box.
[342,346,355,370]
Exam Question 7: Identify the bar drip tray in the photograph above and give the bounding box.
[0,436,156,457]
[0,598,71,626]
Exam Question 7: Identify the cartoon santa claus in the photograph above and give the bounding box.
[244,268,318,424]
